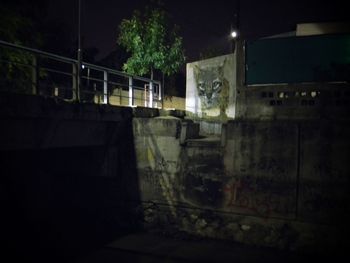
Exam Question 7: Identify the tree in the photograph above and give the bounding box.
[0,0,45,94]
[117,6,185,80]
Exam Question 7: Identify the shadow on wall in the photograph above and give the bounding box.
[0,120,142,263]
[132,117,183,219]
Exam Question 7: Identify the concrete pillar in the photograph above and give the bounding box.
[235,39,246,118]
[236,39,245,88]
[221,123,227,147]
[180,121,188,145]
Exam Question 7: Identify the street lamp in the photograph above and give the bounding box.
[230,30,238,39]
[230,28,239,53]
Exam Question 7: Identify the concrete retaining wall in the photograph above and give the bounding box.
[1,93,349,256]
[133,117,350,254]
[133,116,183,203]
[0,93,141,261]
[223,121,298,219]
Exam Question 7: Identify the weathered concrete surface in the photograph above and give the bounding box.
[0,92,133,150]
[0,93,141,263]
[2,92,349,258]
[235,83,350,120]
[180,137,224,208]
[298,121,350,224]
[133,116,194,205]
[133,117,350,255]
[187,42,350,122]
[224,121,298,219]
[221,120,349,251]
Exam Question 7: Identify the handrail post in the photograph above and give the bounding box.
[159,82,163,109]
[149,81,153,108]
[77,64,81,102]
[72,64,78,101]
[129,76,134,106]
[31,55,39,95]
[77,0,82,102]
[103,70,108,104]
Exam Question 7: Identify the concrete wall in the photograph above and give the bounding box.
[298,121,350,224]
[186,41,350,121]
[133,116,183,205]
[223,121,298,219]
[94,89,185,110]
[2,92,349,257]
[163,95,186,111]
[132,117,350,254]
[236,83,350,120]
[296,22,350,36]
[0,93,142,262]
[224,120,350,221]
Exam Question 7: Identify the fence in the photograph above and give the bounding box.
[0,40,162,108]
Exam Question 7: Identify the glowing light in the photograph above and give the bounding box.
[231,31,238,39]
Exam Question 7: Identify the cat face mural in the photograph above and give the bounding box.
[193,59,229,117]
[186,54,235,120]
[194,65,224,109]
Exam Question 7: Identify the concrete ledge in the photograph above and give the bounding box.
[180,120,200,145]
[0,92,133,122]
[132,107,159,118]
[159,109,186,118]
[186,137,221,148]
[133,117,182,137]
[0,92,135,150]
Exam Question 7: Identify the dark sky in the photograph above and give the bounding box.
[47,0,348,62]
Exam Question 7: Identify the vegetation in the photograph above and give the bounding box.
[0,0,93,95]
[0,1,44,93]
[117,6,185,80]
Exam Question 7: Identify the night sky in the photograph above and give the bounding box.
[46,0,348,63]
[0,0,348,94]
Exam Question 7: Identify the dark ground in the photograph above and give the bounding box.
[72,232,333,263]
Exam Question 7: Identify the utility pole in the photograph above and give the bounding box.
[230,0,240,53]
[77,0,82,101]
[235,0,240,33]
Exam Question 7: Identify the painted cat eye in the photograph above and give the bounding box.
[198,82,205,90]
[213,81,222,90]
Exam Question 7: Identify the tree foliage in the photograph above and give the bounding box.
[0,1,43,93]
[0,1,77,94]
[117,7,185,79]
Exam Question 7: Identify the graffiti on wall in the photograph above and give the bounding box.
[223,176,296,218]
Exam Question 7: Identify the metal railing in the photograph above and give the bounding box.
[0,40,162,108]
